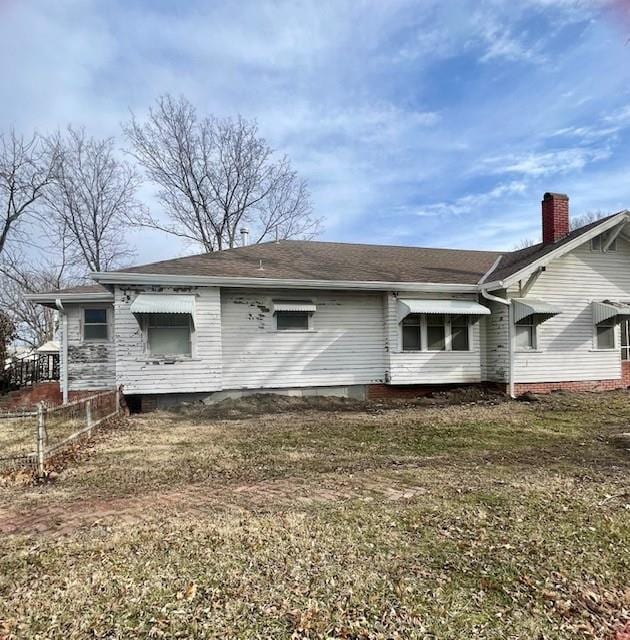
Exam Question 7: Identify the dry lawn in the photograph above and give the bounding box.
[0,390,629,639]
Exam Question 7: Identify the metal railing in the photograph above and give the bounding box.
[1,353,60,394]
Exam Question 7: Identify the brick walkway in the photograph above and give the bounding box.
[0,473,429,537]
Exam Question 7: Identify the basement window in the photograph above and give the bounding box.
[147,314,192,356]
[83,308,109,341]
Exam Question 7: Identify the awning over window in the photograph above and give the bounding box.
[592,300,630,325]
[130,294,196,316]
[512,298,561,324]
[272,301,317,313]
[396,299,490,323]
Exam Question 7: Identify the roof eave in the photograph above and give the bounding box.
[482,211,630,291]
[90,272,480,292]
[25,292,115,308]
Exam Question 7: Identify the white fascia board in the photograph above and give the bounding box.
[25,292,114,305]
[482,211,630,291]
[90,272,479,293]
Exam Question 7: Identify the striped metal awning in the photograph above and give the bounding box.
[592,300,630,325]
[130,294,196,316]
[272,300,317,313]
[512,298,561,324]
[397,299,490,323]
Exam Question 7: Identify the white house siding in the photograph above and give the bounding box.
[385,292,484,384]
[65,304,116,391]
[509,238,630,383]
[114,285,222,394]
[482,296,510,383]
[220,289,386,389]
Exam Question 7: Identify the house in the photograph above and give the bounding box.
[26,193,630,410]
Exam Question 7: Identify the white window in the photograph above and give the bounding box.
[596,318,616,350]
[276,311,310,331]
[591,236,602,252]
[621,320,630,361]
[450,314,470,351]
[401,314,422,351]
[515,318,536,350]
[401,314,471,352]
[147,314,191,356]
[83,308,109,341]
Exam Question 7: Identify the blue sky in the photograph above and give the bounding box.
[1,0,630,263]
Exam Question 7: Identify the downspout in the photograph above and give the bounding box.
[478,256,515,398]
[55,298,69,404]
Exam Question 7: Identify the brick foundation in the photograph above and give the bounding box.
[513,378,630,396]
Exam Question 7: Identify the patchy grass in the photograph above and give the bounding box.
[0,391,629,639]
[0,415,35,458]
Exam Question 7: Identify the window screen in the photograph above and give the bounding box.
[515,320,535,350]
[276,311,309,330]
[450,315,469,351]
[147,314,191,356]
[597,320,615,350]
[402,314,422,351]
[426,314,446,351]
[83,308,108,341]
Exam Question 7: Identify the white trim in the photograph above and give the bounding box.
[90,272,479,292]
[26,292,114,305]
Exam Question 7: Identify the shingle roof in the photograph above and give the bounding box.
[113,240,502,285]
[35,212,628,297]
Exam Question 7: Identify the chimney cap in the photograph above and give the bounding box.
[543,192,569,200]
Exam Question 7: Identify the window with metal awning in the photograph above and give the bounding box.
[272,301,317,313]
[397,299,490,352]
[130,294,196,357]
[130,293,196,317]
[272,300,317,331]
[511,298,561,351]
[511,298,561,324]
[592,300,630,325]
[396,299,490,323]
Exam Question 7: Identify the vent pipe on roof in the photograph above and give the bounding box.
[240,227,250,246]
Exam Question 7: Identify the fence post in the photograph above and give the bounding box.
[115,387,121,415]
[86,399,93,436]
[36,402,47,478]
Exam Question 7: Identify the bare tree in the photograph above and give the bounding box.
[0,129,58,257]
[570,210,608,231]
[0,310,16,365]
[123,95,321,251]
[44,127,139,272]
[0,231,79,347]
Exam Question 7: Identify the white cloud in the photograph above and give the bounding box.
[482,148,611,177]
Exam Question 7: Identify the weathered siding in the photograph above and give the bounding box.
[509,238,630,383]
[65,304,116,391]
[385,292,484,384]
[114,286,222,394]
[482,296,510,383]
[220,288,386,389]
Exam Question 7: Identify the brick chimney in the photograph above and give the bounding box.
[542,192,569,244]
